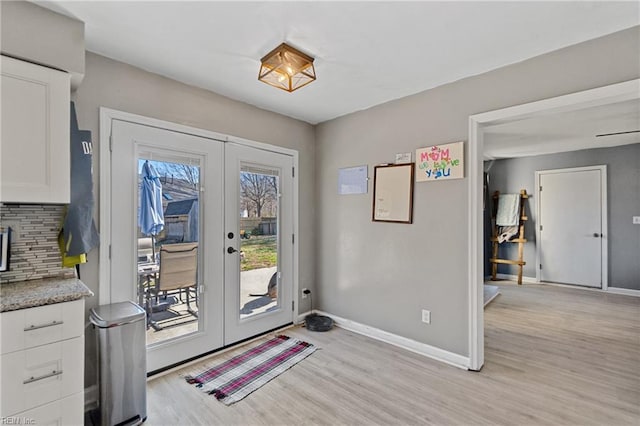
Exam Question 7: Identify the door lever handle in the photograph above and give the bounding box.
[227,247,238,254]
[593,233,601,238]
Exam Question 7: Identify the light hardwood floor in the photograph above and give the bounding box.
[147,283,640,425]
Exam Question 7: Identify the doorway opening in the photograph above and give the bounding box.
[467,79,640,370]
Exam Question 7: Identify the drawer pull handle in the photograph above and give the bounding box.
[24,320,64,331]
[23,370,63,384]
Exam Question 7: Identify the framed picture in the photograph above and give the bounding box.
[372,163,415,223]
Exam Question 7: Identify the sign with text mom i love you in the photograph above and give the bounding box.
[415,141,464,182]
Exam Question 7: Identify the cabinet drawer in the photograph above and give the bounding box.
[11,392,84,426]
[0,336,84,417]
[1,299,84,354]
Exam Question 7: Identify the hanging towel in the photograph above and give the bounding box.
[497,226,519,243]
[59,102,100,265]
[496,194,520,226]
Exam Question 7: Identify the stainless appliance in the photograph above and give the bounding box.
[90,301,147,426]
[0,227,10,272]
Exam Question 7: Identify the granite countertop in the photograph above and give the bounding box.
[1,277,93,312]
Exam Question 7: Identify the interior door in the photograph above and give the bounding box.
[224,143,294,344]
[110,120,224,371]
[539,168,603,287]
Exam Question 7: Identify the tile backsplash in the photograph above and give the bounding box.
[0,204,75,283]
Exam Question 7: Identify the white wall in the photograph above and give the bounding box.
[315,26,640,356]
[73,52,316,386]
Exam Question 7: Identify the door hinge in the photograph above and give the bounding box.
[292,167,295,178]
[292,300,295,311]
[108,244,111,259]
[292,234,295,244]
[540,225,543,231]
[109,135,113,152]
[539,185,542,192]
[540,264,543,270]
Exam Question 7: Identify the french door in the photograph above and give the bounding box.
[224,143,294,345]
[109,119,294,372]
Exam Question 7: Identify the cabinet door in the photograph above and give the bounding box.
[0,336,84,417]
[1,55,70,203]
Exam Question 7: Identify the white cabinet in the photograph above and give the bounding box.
[0,300,84,421]
[1,55,70,203]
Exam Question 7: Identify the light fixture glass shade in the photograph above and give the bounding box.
[258,43,316,92]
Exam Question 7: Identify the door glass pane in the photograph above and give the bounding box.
[238,164,279,319]
[137,156,201,345]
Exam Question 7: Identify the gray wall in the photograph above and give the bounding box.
[73,52,316,387]
[315,26,640,357]
[487,144,640,290]
[0,1,85,88]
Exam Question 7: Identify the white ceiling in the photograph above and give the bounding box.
[38,1,639,125]
[483,99,640,159]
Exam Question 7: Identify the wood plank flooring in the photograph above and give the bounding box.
[146,283,640,425]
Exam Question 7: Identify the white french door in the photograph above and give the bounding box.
[224,143,294,345]
[111,120,224,371]
[537,166,606,288]
[107,118,295,372]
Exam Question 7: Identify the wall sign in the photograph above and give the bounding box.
[415,141,464,182]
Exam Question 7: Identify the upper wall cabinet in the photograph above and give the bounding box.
[1,55,70,204]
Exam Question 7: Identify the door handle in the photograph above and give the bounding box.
[227,247,238,254]
[593,233,601,238]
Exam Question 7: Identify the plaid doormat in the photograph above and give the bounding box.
[185,335,316,405]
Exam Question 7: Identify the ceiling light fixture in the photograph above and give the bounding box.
[258,43,316,92]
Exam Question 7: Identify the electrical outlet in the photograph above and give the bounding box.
[301,288,309,299]
[421,309,431,324]
[633,216,640,225]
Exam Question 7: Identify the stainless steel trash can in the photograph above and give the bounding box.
[90,301,147,426]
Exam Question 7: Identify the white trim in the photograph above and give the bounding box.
[99,108,299,322]
[607,287,640,297]
[315,311,470,370]
[296,311,312,324]
[493,273,538,284]
[468,79,639,373]
[535,165,608,289]
[84,384,98,412]
[467,118,483,371]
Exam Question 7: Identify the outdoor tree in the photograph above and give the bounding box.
[163,163,199,187]
[240,173,276,217]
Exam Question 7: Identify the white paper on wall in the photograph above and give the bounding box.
[415,141,464,182]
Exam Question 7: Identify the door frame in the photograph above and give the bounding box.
[467,78,639,371]
[535,165,608,289]
[99,107,300,323]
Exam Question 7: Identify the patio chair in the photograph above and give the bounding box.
[146,242,198,330]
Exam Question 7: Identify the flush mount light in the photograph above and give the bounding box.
[258,43,316,92]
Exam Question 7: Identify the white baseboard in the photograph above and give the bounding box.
[492,273,537,284]
[489,274,640,297]
[84,384,98,412]
[296,310,313,324]
[607,287,640,297]
[314,310,470,370]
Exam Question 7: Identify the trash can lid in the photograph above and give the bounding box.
[89,301,146,328]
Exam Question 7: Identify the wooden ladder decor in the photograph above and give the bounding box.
[490,189,528,285]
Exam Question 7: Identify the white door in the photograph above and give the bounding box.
[111,120,224,371]
[538,167,605,288]
[224,143,294,344]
